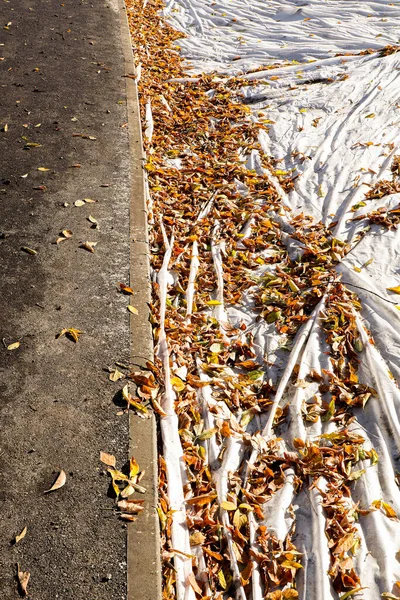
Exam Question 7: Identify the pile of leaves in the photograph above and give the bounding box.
[125,0,398,598]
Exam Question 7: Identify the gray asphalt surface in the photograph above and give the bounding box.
[0,1,133,597]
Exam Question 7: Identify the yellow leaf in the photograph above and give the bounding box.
[197,427,218,441]
[206,300,222,305]
[387,286,400,294]
[37,167,49,171]
[100,452,116,468]
[220,500,237,511]
[74,200,85,207]
[44,469,66,493]
[7,341,20,350]
[129,457,140,479]
[57,327,84,342]
[15,526,27,544]
[218,570,227,590]
[127,305,138,314]
[21,246,37,255]
[171,376,185,392]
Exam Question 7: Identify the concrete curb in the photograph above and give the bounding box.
[118,2,161,599]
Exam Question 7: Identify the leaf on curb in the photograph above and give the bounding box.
[119,283,134,294]
[127,305,138,314]
[44,469,66,493]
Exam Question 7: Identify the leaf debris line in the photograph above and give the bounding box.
[126,0,400,598]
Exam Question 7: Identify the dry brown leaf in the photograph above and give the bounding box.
[14,527,27,544]
[119,283,134,295]
[117,499,145,514]
[80,241,97,253]
[109,369,124,382]
[100,452,116,468]
[17,564,30,596]
[44,469,66,493]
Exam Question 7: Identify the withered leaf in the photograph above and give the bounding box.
[16,564,30,596]
[80,241,97,253]
[14,527,27,544]
[44,469,66,493]
[56,327,84,343]
[100,451,116,468]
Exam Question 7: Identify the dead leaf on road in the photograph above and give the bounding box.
[16,563,30,596]
[21,246,37,255]
[44,469,66,493]
[7,341,20,351]
[80,241,97,253]
[56,328,84,343]
[109,368,124,382]
[119,283,134,295]
[14,527,27,544]
[117,499,145,514]
[100,451,116,468]
[127,305,138,314]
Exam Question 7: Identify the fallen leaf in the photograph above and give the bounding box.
[7,341,20,351]
[84,198,97,203]
[37,167,49,172]
[87,215,98,228]
[117,499,144,514]
[109,368,124,382]
[119,283,134,294]
[100,452,116,468]
[74,200,85,207]
[206,300,222,305]
[119,513,137,521]
[127,305,138,314]
[44,469,66,493]
[220,500,237,511]
[80,241,97,253]
[14,527,27,544]
[21,246,37,255]
[186,492,217,506]
[387,286,400,294]
[56,327,84,342]
[17,564,30,596]
[171,375,185,392]
[187,572,202,595]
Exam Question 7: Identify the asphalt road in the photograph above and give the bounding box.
[0,1,133,597]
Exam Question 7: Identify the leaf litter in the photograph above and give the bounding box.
[126,0,400,598]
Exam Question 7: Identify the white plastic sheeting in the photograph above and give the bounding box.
[158,1,400,598]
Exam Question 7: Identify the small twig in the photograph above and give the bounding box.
[341,281,397,305]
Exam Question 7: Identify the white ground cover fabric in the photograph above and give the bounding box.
[157,2,400,598]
